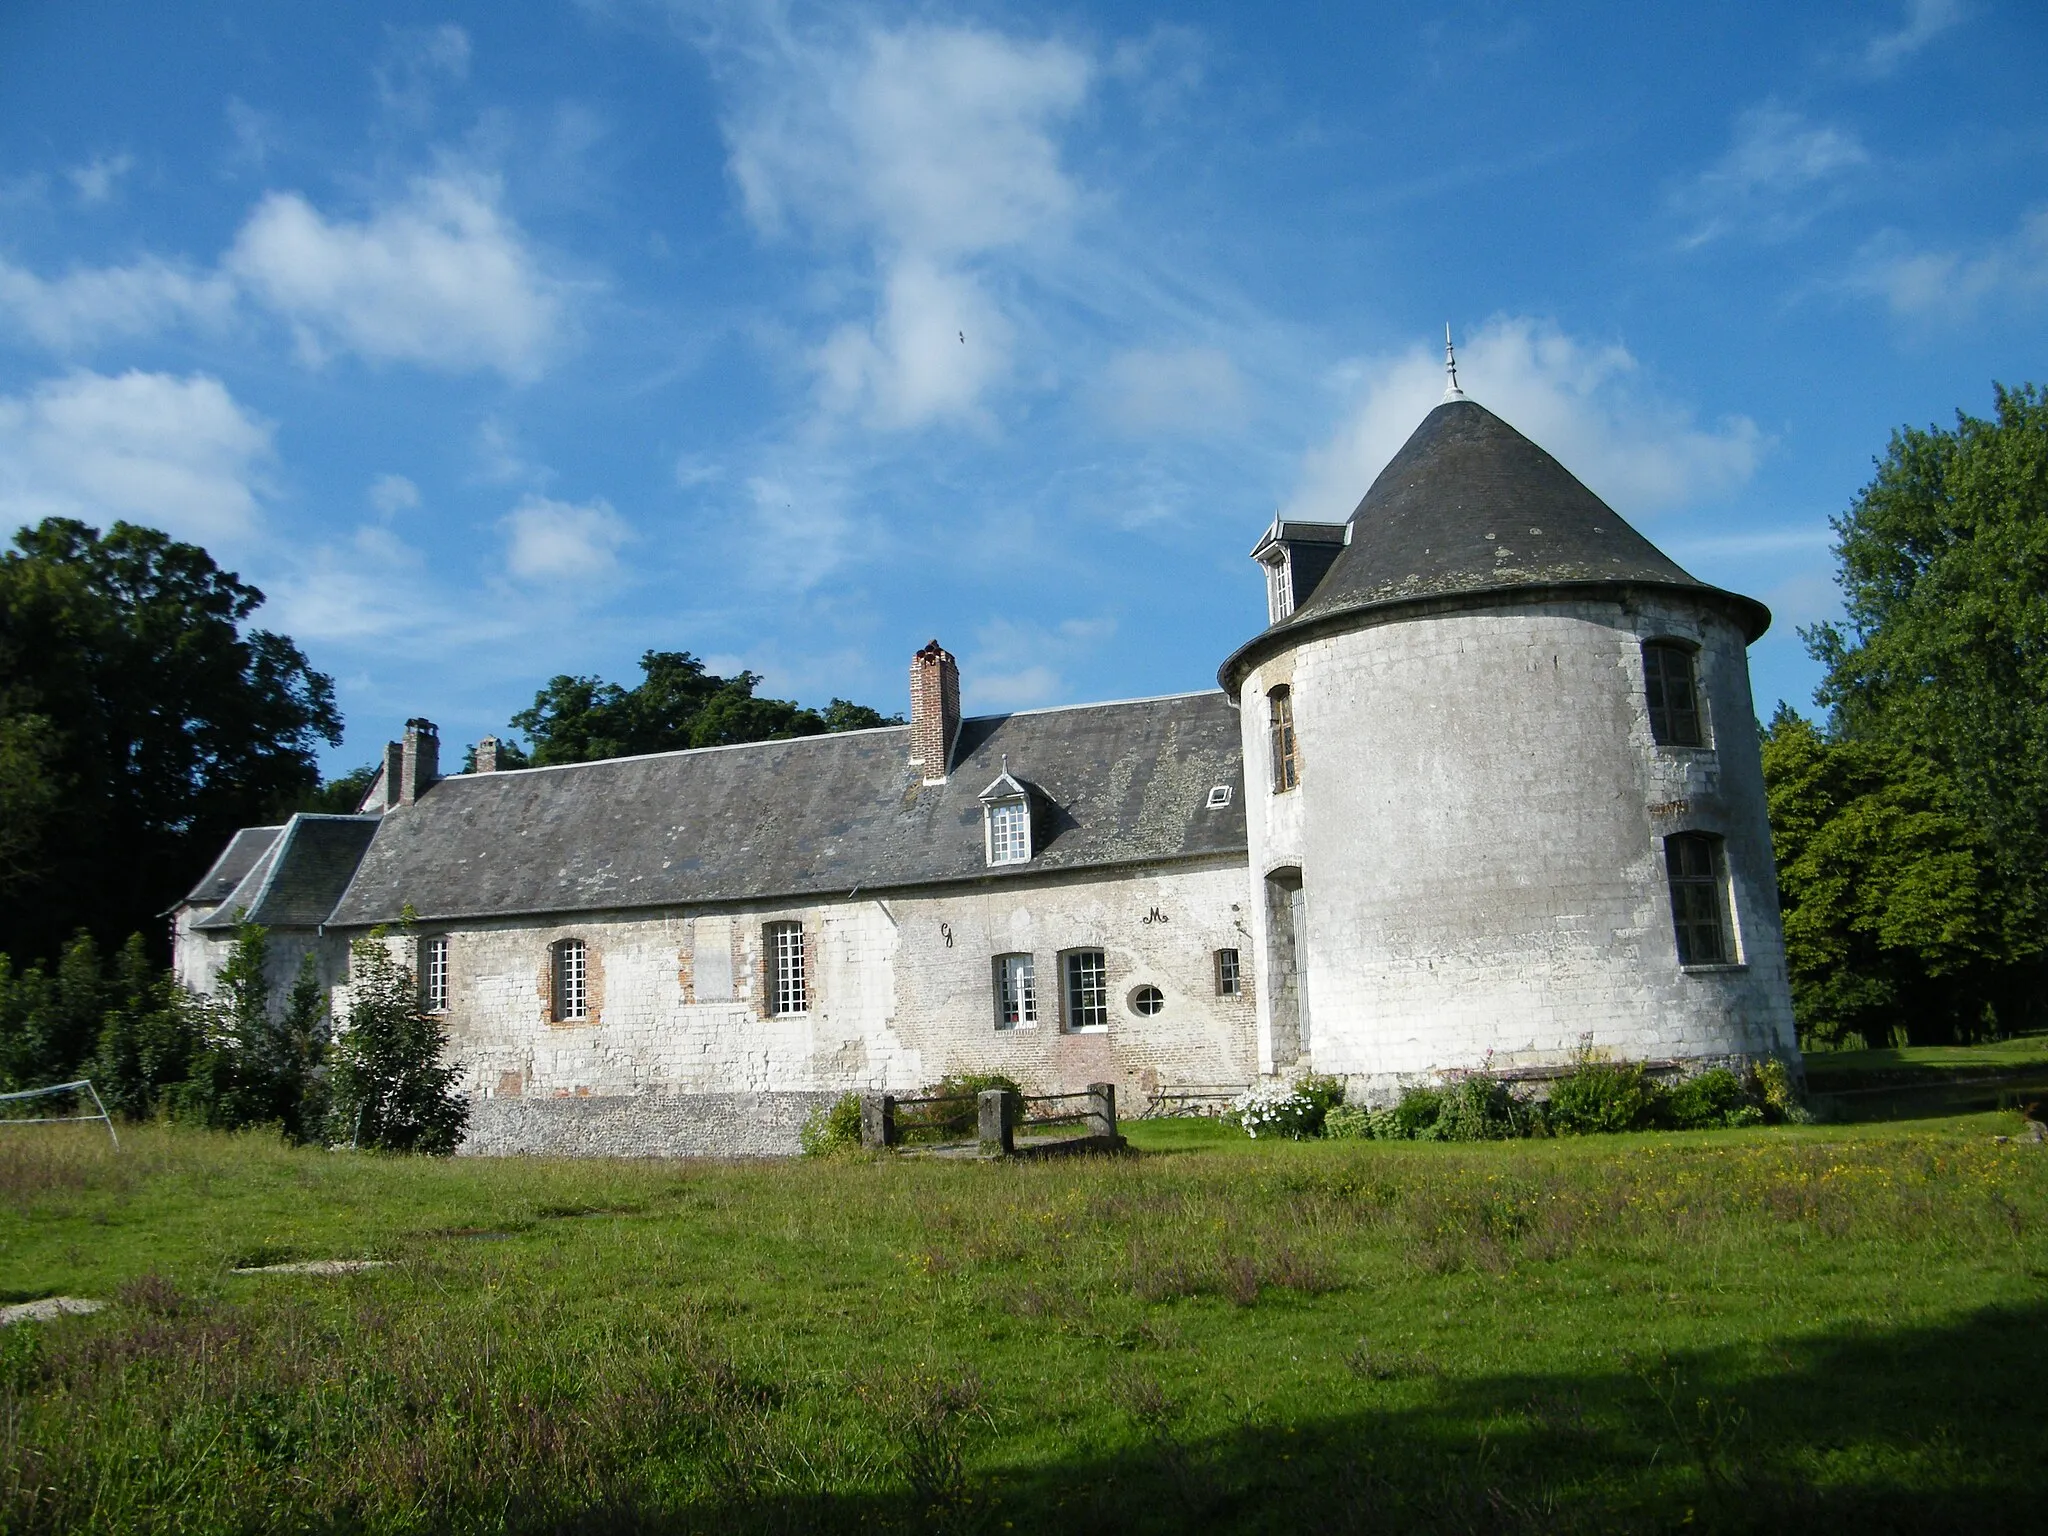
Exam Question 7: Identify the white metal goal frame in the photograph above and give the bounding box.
[0,1079,119,1149]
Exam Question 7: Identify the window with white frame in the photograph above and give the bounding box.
[769,921,808,1014]
[1063,949,1108,1032]
[550,938,587,1022]
[987,799,1030,865]
[994,953,1036,1029]
[422,935,449,1013]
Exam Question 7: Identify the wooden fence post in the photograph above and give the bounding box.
[978,1089,1015,1156]
[1086,1082,1117,1141]
[860,1093,898,1149]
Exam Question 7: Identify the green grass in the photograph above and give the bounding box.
[3,1114,2047,1533]
[1803,1033,2048,1076]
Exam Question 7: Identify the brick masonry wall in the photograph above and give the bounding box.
[325,855,1258,1156]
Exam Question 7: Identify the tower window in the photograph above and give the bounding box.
[1215,948,1241,996]
[1269,686,1300,792]
[1643,641,1703,747]
[994,953,1036,1029]
[550,938,587,1022]
[1665,834,1733,966]
[768,921,807,1014]
[1062,949,1108,1032]
[422,935,449,1014]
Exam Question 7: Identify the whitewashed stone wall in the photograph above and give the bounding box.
[328,854,1257,1153]
[1239,593,1797,1099]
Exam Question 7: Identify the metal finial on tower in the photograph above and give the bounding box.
[1442,323,1465,402]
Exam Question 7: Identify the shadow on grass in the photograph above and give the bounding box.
[512,1299,2048,1535]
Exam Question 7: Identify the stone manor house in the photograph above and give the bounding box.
[173,384,1801,1155]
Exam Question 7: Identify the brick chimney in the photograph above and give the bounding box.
[380,741,405,811]
[909,640,960,784]
[399,718,440,806]
[473,735,500,774]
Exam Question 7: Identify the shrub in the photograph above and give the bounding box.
[1664,1068,1761,1130]
[1546,1058,1662,1135]
[326,933,467,1154]
[1322,1104,1374,1139]
[1435,1074,1532,1141]
[1229,1075,1344,1140]
[800,1092,865,1157]
[1391,1087,1445,1140]
[1749,1056,1801,1121]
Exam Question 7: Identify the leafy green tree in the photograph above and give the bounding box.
[91,935,204,1119]
[0,519,342,962]
[174,922,331,1139]
[1789,383,2048,1039]
[0,931,113,1090]
[507,650,901,766]
[298,764,380,815]
[327,933,467,1153]
[1762,709,2009,1045]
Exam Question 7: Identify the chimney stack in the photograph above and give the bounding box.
[399,718,440,806]
[909,640,960,784]
[381,741,405,811]
[474,736,500,774]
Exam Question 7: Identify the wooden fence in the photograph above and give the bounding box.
[858,1082,1122,1156]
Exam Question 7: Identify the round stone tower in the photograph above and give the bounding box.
[1220,390,1798,1095]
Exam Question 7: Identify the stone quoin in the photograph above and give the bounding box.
[173,388,1799,1154]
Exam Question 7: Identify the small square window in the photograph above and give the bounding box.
[768,921,807,1014]
[1062,949,1108,1032]
[1206,785,1233,809]
[994,953,1036,1029]
[1215,948,1241,996]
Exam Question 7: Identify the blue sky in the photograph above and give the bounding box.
[2,0,2043,774]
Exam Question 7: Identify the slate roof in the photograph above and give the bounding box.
[324,692,1247,927]
[178,825,283,912]
[1221,398,1770,693]
[191,815,382,932]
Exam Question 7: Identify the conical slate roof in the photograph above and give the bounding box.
[1220,398,1769,693]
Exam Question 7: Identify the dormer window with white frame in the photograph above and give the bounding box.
[979,757,1034,868]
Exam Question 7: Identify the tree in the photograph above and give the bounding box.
[173,921,331,1140]
[327,933,467,1153]
[91,935,204,1120]
[1779,381,2048,1041]
[507,650,901,766]
[0,931,110,1090]
[1761,709,2010,1046]
[299,765,380,815]
[0,519,342,962]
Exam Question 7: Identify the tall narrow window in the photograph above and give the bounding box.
[1665,834,1732,966]
[423,935,449,1013]
[987,800,1031,865]
[1269,686,1300,792]
[1063,949,1108,1032]
[769,921,807,1014]
[1215,948,1241,996]
[1643,641,1703,747]
[994,953,1036,1029]
[551,938,587,1022]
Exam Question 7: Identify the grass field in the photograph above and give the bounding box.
[4,1112,2047,1534]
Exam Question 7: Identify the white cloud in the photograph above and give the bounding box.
[721,19,1091,428]
[368,473,420,515]
[1861,0,1964,75]
[499,494,632,584]
[67,152,134,206]
[0,370,273,544]
[226,174,564,379]
[0,256,235,353]
[1097,346,1246,435]
[1282,317,1764,525]
[1674,105,1868,247]
[742,470,861,589]
[815,255,1015,428]
[1851,207,2048,319]
[375,24,472,125]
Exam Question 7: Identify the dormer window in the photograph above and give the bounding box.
[979,757,1034,867]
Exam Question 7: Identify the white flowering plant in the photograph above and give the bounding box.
[1227,1074,1346,1139]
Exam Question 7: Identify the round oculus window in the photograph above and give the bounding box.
[1129,985,1165,1017]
